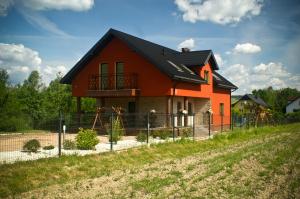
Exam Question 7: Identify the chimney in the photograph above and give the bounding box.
[181,47,190,53]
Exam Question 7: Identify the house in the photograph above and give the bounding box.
[286,96,300,113]
[61,28,237,130]
[232,94,269,114]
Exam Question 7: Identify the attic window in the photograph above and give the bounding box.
[204,70,209,83]
[167,60,183,72]
[180,64,195,75]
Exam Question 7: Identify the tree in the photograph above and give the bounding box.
[0,69,9,111]
[43,72,73,118]
[18,71,45,128]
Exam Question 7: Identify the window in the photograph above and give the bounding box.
[220,103,224,116]
[99,63,108,90]
[204,70,209,83]
[116,62,124,89]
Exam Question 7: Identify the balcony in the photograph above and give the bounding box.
[87,73,140,97]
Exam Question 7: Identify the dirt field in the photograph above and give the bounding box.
[0,132,136,152]
[13,126,300,199]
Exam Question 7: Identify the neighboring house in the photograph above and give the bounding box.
[286,97,300,113]
[232,94,268,114]
[61,29,237,129]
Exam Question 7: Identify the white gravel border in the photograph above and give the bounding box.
[0,136,211,164]
[0,138,170,164]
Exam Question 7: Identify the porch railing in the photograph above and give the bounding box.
[88,73,138,90]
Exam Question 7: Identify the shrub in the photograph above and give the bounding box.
[180,127,192,139]
[23,139,41,152]
[109,118,124,143]
[136,131,147,142]
[286,112,300,123]
[63,139,76,150]
[43,145,55,150]
[151,130,170,140]
[76,128,99,150]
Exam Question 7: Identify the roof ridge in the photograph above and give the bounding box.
[110,28,178,54]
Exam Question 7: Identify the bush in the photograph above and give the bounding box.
[76,128,99,150]
[0,115,32,132]
[286,112,300,123]
[63,139,76,150]
[43,145,54,150]
[151,130,170,140]
[136,131,147,142]
[109,118,124,143]
[180,127,192,138]
[23,139,41,152]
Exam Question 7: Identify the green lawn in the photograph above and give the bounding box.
[0,123,299,198]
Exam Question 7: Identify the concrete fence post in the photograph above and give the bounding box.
[147,113,150,145]
[58,111,62,157]
[110,112,113,151]
[192,113,195,141]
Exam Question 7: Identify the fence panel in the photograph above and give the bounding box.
[0,119,60,164]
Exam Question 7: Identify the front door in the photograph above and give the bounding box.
[128,102,136,113]
[116,62,124,89]
[128,102,136,128]
[99,63,108,90]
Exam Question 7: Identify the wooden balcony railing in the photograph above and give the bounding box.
[88,73,138,90]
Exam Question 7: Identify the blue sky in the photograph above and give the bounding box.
[0,0,299,94]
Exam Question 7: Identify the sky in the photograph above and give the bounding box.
[0,0,299,94]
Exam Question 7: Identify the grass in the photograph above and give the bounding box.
[0,123,299,198]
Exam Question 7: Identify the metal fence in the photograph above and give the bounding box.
[1,111,275,164]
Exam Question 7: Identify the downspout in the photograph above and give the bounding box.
[171,80,178,114]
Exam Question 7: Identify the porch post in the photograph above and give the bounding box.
[184,97,188,126]
[77,97,81,126]
[166,96,171,127]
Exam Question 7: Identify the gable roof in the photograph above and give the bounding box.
[286,96,300,106]
[61,28,221,85]
[213,71,237,90]
[234,94,269,107]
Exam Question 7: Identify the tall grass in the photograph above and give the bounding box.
[0,123,299,198]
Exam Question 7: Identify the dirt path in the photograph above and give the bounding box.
[16,131,300,199]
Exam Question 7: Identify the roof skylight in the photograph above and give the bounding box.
[167,60,183,72]
[180,64,195,75]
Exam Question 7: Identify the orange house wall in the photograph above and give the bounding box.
[212,88,231,125]
[71,37,232,126]
[175,63,212,99]
[72,37,173,97]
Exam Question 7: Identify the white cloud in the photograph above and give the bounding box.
[0,43,67,84]
[177,38,195,50]
[221,62,300,94]
[18,9,70,37]
[174,0,263,25]
[22,0,94,11]
[214,53,224,66]
[232,43,261,54]
[0,43,42,67]
[0,0,13,16]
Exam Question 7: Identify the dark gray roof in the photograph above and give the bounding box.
[61,29,222,85]
[235,94,269,107]
[213,71,237,90]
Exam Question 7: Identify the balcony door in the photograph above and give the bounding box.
[116,62,124,89]
[99,63,108,90]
